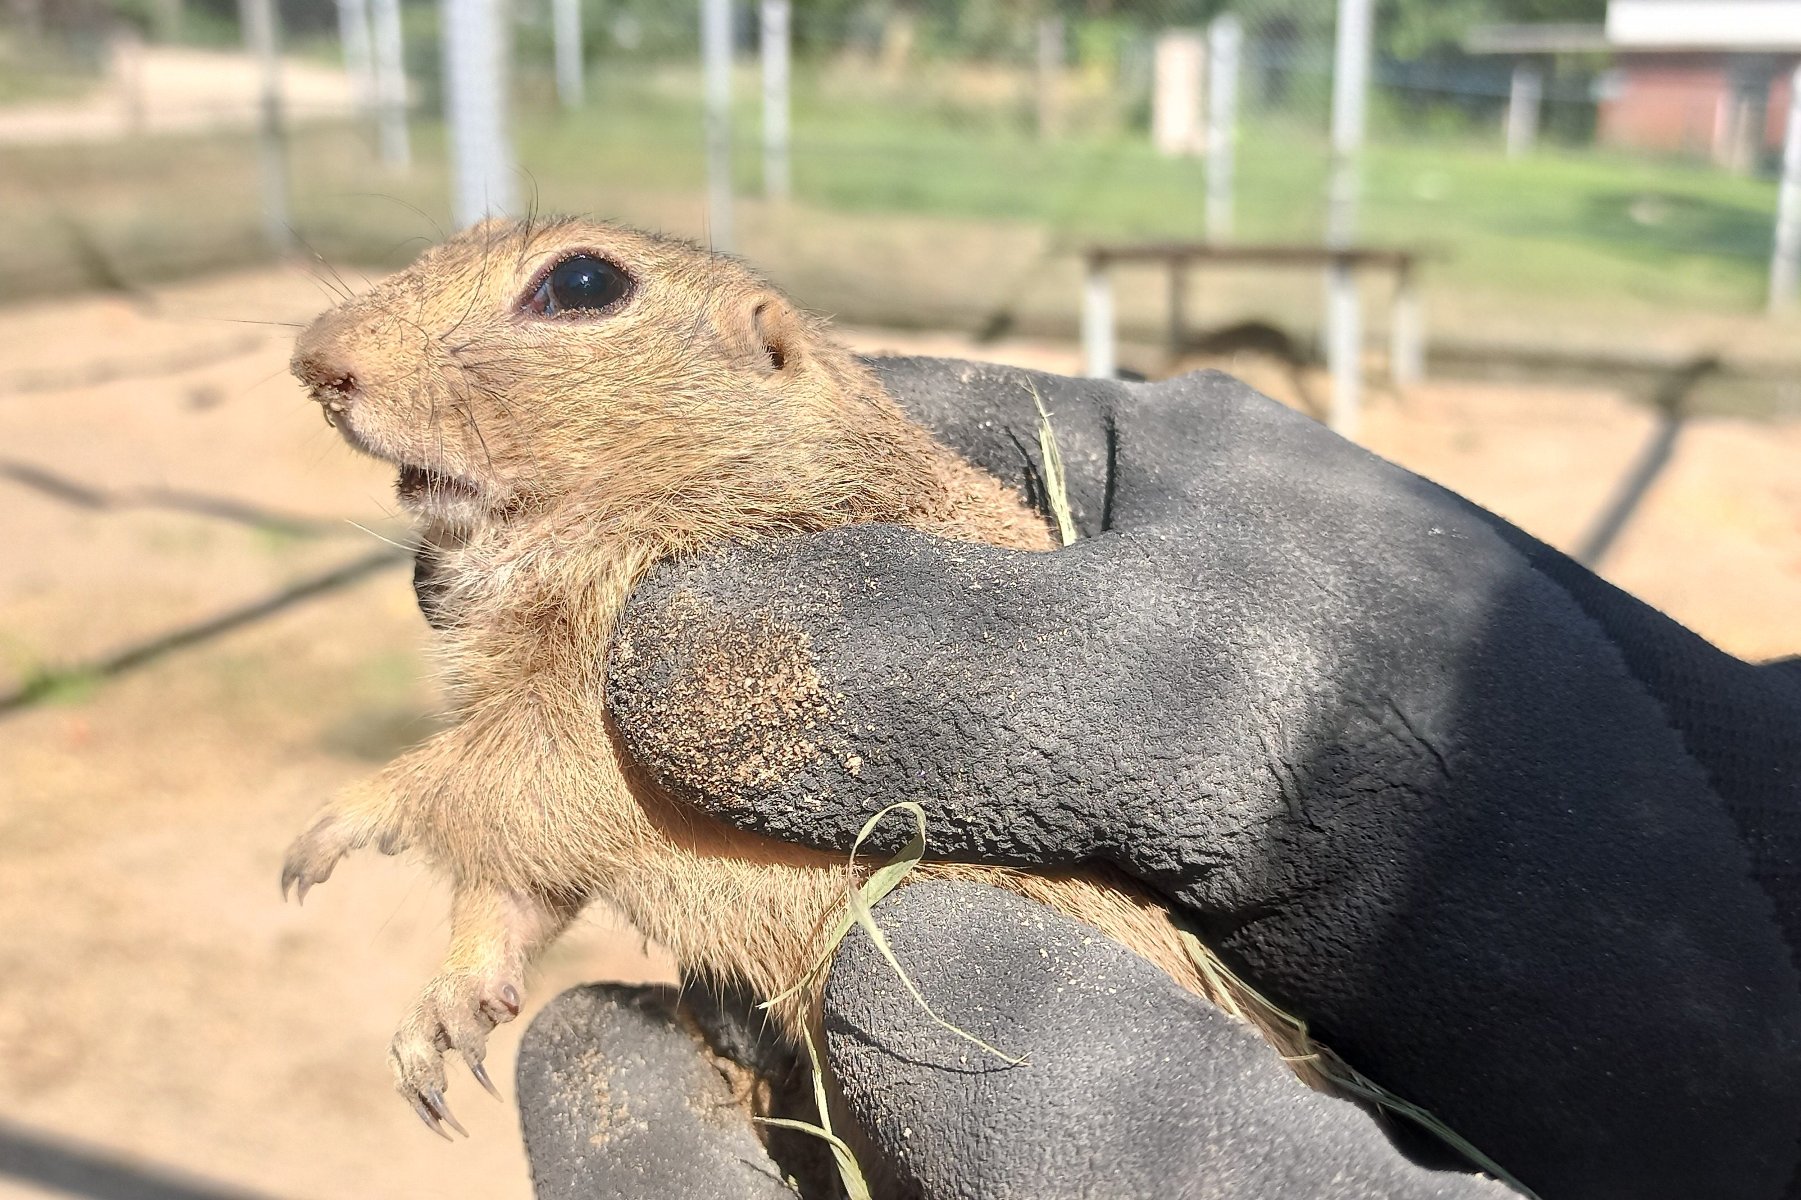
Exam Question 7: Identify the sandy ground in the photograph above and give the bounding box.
[0,266,1797,1200]
[0,44,362,145]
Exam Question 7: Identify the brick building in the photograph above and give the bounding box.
[1472,0,1801,168]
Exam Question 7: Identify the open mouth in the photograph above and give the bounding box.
[396,464,484,513]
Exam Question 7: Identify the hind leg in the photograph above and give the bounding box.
[389,881,585,1137]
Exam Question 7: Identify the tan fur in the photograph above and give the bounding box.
[284,217,1219,1111]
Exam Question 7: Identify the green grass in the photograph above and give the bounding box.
[0,61,1789,345]
[502,70,1788,315]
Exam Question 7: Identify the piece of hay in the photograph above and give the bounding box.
[1029,382,1078,547]
[760,802,1021,1199]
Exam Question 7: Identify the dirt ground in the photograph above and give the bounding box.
[0,44,360,144]
[1,267,1797,1200]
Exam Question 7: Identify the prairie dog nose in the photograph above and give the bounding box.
[290,349,360,425]
[292,351,358,403]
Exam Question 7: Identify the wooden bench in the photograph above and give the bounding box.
[1080,242,1430,432]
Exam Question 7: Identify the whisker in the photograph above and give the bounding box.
[347,192,448,240]
[346,520,421,552]
[288,226,355,301]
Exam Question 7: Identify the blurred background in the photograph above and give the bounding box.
[1,0,1798,1196]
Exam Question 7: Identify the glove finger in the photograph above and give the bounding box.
[823,880,1516,1200]
[868,356,1122,536]
[516,983,826,1199]
[608,525,1133,865]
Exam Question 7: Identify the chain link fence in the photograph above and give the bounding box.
[2,0,1798,412]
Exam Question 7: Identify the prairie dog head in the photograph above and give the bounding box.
[291,217,935,540]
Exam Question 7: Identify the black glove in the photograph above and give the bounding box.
[606,358,1801,1200]
[516,981,829,1199]
[517,883,1512,1200]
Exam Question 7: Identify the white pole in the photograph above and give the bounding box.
[335,0,376,114]
[1205,13,1240,240]
[553,0,584,110]
[1769,63,1801,311]
[1082,258,1116,380]
[1390,261,1425,388]
[1328,0,1372,245]
[761,0,790,200]
[702,0,735,250]
[441,0,516,227]
[1325,0,1373,438]
[238,0,292,254]
[370,0,410,169]
[1506,61,1542,159]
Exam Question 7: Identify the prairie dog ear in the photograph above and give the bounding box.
[717,292,803,375]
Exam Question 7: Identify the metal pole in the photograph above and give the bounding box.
[702,0,735,251]
[441,0,516,227]
[1082,257,1116,380]
[553,0,584,110]
[335,0,376,115]
[761,0,790,200]
[1390,260,1424,389]
[238,0,292,254]
[1205,13,1240,240]
[1325,0,1373,437]
[1328,0,1372,244]
[370,0,410,169]
[1037,15,1063,141]
[1506,61,1542,159]
[1769,63,1801,311]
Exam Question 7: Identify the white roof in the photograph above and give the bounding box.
[1607,0,1801,49]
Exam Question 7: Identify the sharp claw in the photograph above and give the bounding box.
[423,1088,468,1138]
[412,1099,453,1142]
[295,878,311,906]
[500,984,520,1015]
[470,1061,501,1101]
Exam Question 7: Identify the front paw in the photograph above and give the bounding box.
[390,972,523,1138]
[280,805,407,903]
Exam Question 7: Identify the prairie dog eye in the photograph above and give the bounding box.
[524,255,634,317]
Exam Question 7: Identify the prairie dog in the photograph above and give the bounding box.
[283,217,1215,1134]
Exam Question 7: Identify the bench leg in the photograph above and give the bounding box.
[1083,261,1117,380]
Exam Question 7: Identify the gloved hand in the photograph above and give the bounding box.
[516,882,1513,1200]
[605,358,1801,1200]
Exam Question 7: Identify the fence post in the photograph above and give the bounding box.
[370,0,409,169]
[553,0,584,110]
[761,0,790,200]
[1506,61,1542,158]
[1205,13,1240,240]
[238,0,292,255]
[441,0,516,227]
[1082,255,1116,380]
[1152,29,1206,157]
[1325,0,1372,438]
[335,0,375,115]
[702,0,735,250]
[1769,63,1801,312]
